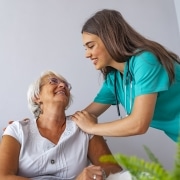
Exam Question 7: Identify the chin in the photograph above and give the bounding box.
[95,65,101,70]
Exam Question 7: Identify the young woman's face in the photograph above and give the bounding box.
[82,32,113,70]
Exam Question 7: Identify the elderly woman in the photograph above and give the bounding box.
[0,70,122,180]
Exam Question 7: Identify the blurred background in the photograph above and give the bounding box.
[0,0,180,170]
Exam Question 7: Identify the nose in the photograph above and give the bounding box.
[85,49,91,58]
[58,81,66,88]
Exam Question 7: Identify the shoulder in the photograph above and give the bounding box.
[11,118,31,128]
[66,116,85,131]
[3,118,32,137]
[66,116,93,139]
[3,118,36,145]
[129,51,162,75]
[131,51,159,65]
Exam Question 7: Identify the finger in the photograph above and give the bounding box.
[23,118,29,121]
[92,174,101,180]
[71,115,77,121]
[81,110,90,115]
[71,114,82,121]
[74,111,86,118]
[74,111,83,116]
[91,172,103,180]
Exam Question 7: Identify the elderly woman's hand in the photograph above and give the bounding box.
[76,165,105,180]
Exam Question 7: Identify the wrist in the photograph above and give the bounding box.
[101,168,107,180]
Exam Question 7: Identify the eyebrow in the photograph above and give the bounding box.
[83,41,94,47]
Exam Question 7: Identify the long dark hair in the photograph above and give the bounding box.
[81,9,180,83]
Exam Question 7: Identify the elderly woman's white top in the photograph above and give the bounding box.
[3,117,93,180]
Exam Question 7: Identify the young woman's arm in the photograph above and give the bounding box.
[72,93,157,136]
[84,102,111,117]
[0,135,30,180]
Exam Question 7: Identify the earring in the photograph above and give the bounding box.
[34,103,43,118]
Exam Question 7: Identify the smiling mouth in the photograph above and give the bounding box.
[55,90,66,96]
[92,59,97,65]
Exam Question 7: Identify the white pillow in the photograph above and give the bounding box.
[106,171,132,180]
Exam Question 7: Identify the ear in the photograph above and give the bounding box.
[33,95,41,104]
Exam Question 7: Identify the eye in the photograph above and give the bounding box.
[86,42,95,49]
[49,78,59,84]
[87,45,94,49]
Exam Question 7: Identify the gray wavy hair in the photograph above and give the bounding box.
[27,70,73,118]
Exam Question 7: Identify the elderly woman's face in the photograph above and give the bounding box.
[38,75,71,108]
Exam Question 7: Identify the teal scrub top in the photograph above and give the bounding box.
[94,51,180,142]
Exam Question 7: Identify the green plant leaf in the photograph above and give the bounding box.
[100,134,180,180]
[171,136,180,179]
[100,153,169,179]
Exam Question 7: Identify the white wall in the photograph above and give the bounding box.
[174,0,180,33]
[0,0,180,170]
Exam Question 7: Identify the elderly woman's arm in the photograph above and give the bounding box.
[0,135,30,180]
[89,135,123,175]
[79,135,122,180]
[76,135,122,180]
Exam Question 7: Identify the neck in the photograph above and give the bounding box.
[37,116,66,144]
[37,112,66,130]
[110,61,125,74]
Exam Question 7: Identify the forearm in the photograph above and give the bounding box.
[86,94,156,136]
[84,102,110,117]
[0,175,30,180]
[101,164,123,177]
[91,116,149,137]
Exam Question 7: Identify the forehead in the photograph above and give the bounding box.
[82,32,100,45]
[41,74,64,82]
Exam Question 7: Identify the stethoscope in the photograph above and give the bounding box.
[114,60,132,118]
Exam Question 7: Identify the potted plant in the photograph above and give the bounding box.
[100,138,180,180]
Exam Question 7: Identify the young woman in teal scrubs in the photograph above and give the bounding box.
[72,9,180,142]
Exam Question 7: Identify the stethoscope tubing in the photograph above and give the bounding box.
[114,60,132,117]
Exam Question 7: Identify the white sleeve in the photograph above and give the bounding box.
[107,171,132,180]
[3,121,22,144]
